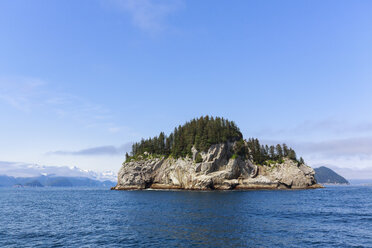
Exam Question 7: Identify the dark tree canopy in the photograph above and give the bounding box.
[129,116,242,159]
[126,116,303,165]
[245,139,301,165]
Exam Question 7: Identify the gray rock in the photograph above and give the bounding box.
[113,142,321,190]
[191,146,198,161]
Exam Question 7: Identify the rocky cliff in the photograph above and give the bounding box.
[113,142,322,190]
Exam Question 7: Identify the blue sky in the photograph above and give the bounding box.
[1,0,372,175]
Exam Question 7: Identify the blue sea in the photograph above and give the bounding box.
[0,186,371,247]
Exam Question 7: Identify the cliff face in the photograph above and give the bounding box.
[113,142,321,190]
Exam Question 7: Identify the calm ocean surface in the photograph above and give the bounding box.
[0,186,372,247]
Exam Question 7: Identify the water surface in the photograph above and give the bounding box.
[0,186,371,247]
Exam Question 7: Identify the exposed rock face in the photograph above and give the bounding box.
[113,142,322,190]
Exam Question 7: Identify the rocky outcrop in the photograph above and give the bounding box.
[113,142,322,190]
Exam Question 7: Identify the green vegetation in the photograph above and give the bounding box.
[125,151,165,163]
[128,116,242,160]
[231,154,238,160]
[195,153,203,163]
[125,116,304,165]
[246,138,300,165]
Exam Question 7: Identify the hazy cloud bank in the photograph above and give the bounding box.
[47,143,132,156]
[295,137,372,158]
[256,119,372,138]
[262,136,372,160]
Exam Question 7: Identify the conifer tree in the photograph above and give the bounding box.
[288,148,297,160]
[299,157,305,164]
[128,116,243,159]
[283,143,289,157]
[269,145,276,159]
[276,144,283,158]
[126,116,302,164]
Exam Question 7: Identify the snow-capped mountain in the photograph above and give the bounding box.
[0,161,117,182]
[78,168,117,182]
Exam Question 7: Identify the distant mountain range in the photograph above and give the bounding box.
[0,161,116,180]
[314,166,349,185]
[0,161,117,188]
[0,175,115,188]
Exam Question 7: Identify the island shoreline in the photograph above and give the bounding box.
[111,183,324,191]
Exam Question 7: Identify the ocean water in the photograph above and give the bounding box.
[0,187,372,247]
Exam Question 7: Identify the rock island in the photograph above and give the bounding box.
[113,116,322,190]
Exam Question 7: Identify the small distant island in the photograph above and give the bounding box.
[314,166,349,185]
[24,180,44,187]
[113,116,322,190]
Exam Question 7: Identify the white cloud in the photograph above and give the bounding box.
[0,76,113,127]
[0,76,46,111]
[108,0,184,32]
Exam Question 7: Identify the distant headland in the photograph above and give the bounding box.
[113,116,323,190]
[314,166,349,185]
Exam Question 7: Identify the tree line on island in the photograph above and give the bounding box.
[126,116,304,165]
